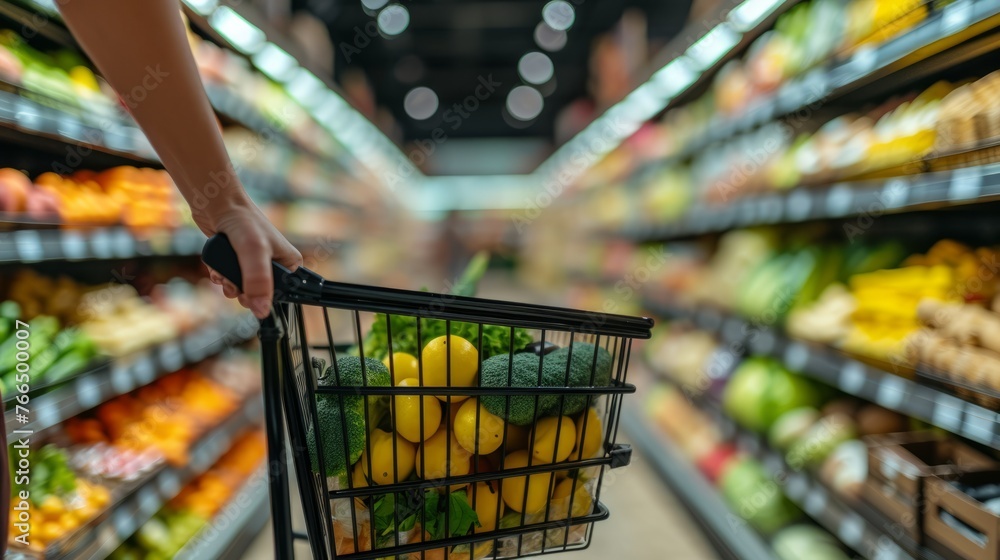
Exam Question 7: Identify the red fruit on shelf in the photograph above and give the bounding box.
[697,444,739,484]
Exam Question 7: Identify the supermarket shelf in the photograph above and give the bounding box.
[670,0,1000,164]
[692,395,927,560]
[65,396,265,560]
[0,88,157,164]
[0,226,207,264]
[643,297,1000,452]
[173,466,269,560]
[5,312,256,439]
[618,164,1000,241]
[620,404,778,560]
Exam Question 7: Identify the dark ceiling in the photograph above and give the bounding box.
[296,0,693,142]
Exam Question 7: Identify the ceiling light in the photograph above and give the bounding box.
[518,52,554,85]
[534,22,567,52]
[686,23,741,70]
[378,4,410,36]
[210,6,266,54]
[183,0,217,16]
[404,87,439,120]
[252,43,299,82]
[361,0,389,11]
[285,68,326,108]
[542,1,575,31]
[506,86,544,121]
[728,0,784,31]
[652,56,698,98]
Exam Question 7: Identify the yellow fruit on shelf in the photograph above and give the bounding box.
[500,450,553,514]
[421,335,478,402]
[393,377,442,443]
[530,416,576,464]
[38,495,63,515]
[454,399,505,455]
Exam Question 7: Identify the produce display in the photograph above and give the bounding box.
[63,364,245,465]
[7,444,111,553]
[0,166,185,227]
[110,430,267,560]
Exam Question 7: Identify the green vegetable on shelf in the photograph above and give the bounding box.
[0,314,59,373]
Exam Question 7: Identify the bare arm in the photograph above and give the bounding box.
[59,0,301,317]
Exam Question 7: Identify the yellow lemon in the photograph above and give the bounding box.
[421,336,478,403]
[393,377,442,443]
[362,428,416,485]
[467,481,503,533]
[454,399,506,455]
[530,416,576,464]
[552,477,594,519]
[500,450,553,514]
[415,428,472,480]
[383,352,419,385]
[571,408,603,460]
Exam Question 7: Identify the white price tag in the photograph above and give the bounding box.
[14,97,42,131]
[35,400,58,429]
[838,513,865,546]
[158,470,181,497]
[826,184,853,217]
[963,406,996,445]
[721,317,745,343]
[875,375,906,409]
[932,394,964,433]
[949,167,982,202]
[804,487,828,516]
[158,341,183,373]
[839,362,866,394]
[60,230,87,260]
[14,230,43,262]
[91,229,113,259]
[111,361,135,394]
[751,330,775,355]
[133,352,155,384]
[784,342,808,372]
[112,228,135,258]
[785,472,808,500]
[138,486,159,516]
[76,375,102,409]
[786,190,811,221]
[182,333,205,362]
[942,0,973,34]
[112,508,135,538]
[872,540,903,560]
[881,178,908,209]
[848,45,877,78]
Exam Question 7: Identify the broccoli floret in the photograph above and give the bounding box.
[480,353,558,426]
[306,398,366,477]
[307,357,392,477]
[540,343,613,416]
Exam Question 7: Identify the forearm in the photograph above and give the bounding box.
[59,0,249,229]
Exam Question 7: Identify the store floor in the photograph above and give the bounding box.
[244,441,719,559]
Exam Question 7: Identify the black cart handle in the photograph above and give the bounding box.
[201,233,325,297]
[202,234,654,338]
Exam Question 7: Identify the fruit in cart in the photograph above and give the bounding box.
[540,343,613,415]
[530,416,576,464]
[550,477,593,519]
[571,407,603,460]
[479,352,557,425]
[394,377,443,443]
[468,481,502,533]
[500,450,554,514]
[421,335,479,402]
[454,399,506,455]
[415,429,472,480]
[361,428,417,485]
[383,351,419,384]
[318,355,392,428]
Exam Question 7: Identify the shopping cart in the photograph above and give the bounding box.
[202,234,653,560]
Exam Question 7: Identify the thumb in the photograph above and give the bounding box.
[232,236,274,318]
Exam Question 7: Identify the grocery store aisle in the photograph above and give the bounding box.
[243,441,719,560]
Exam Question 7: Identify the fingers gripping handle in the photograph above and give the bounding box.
[201,234,322,300]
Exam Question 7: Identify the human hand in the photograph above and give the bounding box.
[198,192,302,319]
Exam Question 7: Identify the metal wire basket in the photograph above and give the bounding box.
[202,234,653,560]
